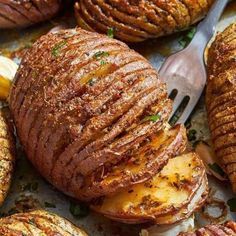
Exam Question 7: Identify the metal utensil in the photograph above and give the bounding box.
[159,0,229,124]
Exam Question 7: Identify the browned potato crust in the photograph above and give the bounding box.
[178,221,236,235]
[0,108,15,206]
[0,210,88,235]
[9,28,172,201]
[206,23,236,192]
[74,0,214,42]
[0,0,61,29]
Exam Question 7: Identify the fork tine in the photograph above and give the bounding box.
[177,97,199,124]
[169,93,185,119]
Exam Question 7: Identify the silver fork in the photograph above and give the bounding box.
[159,0,229,124]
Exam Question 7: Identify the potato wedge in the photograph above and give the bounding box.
[91,152,208,224]
[0,210,88,236]
[0,108,15,206]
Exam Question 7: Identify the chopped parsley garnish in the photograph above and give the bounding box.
[44,202,56,208]
[88,78,97,86]
[179,27,196,48]
[69,201,89,218]
[187,129,197,141]
[100,60,107,65]
[51,40,67,57]
[227,198,236,212]
[143,114,161,122]
[208,163,226,177]
[93,51,109,60]
[28,218,36,226]
[107,27,114,38]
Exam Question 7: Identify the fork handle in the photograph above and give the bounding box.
[187,0,229,54]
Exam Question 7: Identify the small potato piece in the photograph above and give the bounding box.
[92,153,208,225]
[0,210,88,236]
[0,108,15,206]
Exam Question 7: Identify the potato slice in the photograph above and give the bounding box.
[0,210,88,236]
[91,153,208,224]
[76,124,187,200]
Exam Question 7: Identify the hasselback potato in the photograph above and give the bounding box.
[178,221,236,235]
[9,28,172,200]
[0,210,87,235]
[0,108,15,206]
[206,23,236,192]
[9,28,208,224]
[0,0,61,29]
[74,0,214,42]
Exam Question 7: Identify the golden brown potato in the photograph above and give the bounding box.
[91,152,208,224]
[0,108,15,206]
[0,210,88,235]
[0,0,61,29]
[178,221,236,235]
[206,22,236,192]
[74,0,214,42]
[9,28,172,201]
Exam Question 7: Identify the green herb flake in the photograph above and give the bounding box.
[187,129,197,141]
[51,40,67,57]
[227,198,236,212]
[100,60,107,65]
[44,202,56,208]
[143,114,161,122]
[179,27,196,48]
[107,27,114,38]
[93,51,109,60]
[208,163,226,177]
[88,78,96,86]
[69,201,89,218]
[28,218,36,226]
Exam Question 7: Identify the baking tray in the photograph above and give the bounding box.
[0,2,236,235]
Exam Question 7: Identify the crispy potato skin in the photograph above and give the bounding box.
[0,0,61,29]
[179,221,236,235]
[9,28,172,201]
[0,108,15,206]
[0,210,88,235]
[74,0,214,42]
[206,23,236,192]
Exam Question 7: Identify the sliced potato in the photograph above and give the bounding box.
[91,152,208,224]
[0,210,88,236]
[0,108,15,206]
[77,124,187,200]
